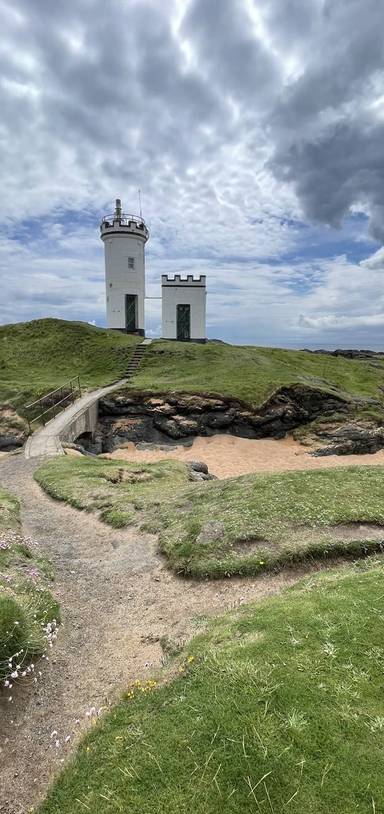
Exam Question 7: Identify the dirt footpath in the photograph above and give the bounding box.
[0,454,324,814]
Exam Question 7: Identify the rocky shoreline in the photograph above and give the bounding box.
[311,423,384,456]
[302,348,384,360]
[85,385,354,454]
[3,384,384,461]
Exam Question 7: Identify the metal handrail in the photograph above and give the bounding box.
[24,376,81,433]
[24,378,79,410]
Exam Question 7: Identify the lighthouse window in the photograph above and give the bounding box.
[128,257,135,269]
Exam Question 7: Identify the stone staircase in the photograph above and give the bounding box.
[125,338,151,378]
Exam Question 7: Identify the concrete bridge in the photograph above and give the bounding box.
[24,339,152,459]
[24,379,125,459]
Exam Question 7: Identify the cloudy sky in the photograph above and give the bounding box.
[1,0,384,347]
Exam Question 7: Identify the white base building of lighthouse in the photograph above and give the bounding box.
[161,275,207,341]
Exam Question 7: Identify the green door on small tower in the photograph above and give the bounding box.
[125,294,137,332]
[177,304,191,341]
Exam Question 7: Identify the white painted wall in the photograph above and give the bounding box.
[161,275,206,340]
[100,215,148,332]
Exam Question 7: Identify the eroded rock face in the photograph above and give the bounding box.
[97,386,351,452]
[0,405,28,450]
[312,423,384,456]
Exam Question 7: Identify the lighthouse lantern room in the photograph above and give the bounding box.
[100,199,149,335]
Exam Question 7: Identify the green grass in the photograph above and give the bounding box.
[35,457,384,578]
[34,456,192,529]
[157,465,384,577]
[0,317,140,416]
[2,320,384,412]
[39,558,384,813]
[131,340,384,406]
[0,486,20,531]
[0,486,59,681]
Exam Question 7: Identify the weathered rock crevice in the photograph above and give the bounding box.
[0,405,28,451]
[311,423,384,456]
[90,386,352,453]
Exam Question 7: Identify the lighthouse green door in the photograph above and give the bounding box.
[125,294,137,332]
[177,304,191,341]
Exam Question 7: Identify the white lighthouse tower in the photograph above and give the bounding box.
[100,199,149,335]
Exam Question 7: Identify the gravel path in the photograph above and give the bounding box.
[0,453,337,813]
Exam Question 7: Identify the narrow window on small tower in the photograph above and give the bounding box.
[128,257,135,269]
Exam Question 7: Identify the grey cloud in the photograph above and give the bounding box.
[0,1,219,199]
[182,0,280,108]
[259,0,321,51]
[268,0,384,240]
[270,118,384,240]
[270,0,384,128]
[17,0,228,193]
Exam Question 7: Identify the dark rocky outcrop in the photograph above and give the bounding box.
[0,434,23,451]
[96,386,351,452]
[303,348,384,360]
[0,405,28,451]
[187,461,217,481]
[312,423,384,456]
[62,441,97,456]
[71,432,103,455]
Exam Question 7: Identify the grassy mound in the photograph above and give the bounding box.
[157,465,384,577]
[34,457,191,528]
[0,318,140,414]
[131,341,384,407]
[0,486,59,681]
[39,559,384,813]
[35,457,384,577]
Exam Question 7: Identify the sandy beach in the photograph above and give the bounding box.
[103,434,384,479]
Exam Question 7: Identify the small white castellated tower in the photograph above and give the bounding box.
[100,199,149,335]
[161,275,207,342]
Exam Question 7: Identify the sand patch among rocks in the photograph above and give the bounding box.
[104,434,384,478]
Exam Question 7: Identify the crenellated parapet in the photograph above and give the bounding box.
[100,210,148,242]
[161,275,206,286]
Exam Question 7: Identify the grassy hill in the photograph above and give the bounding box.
[131,341,384,406]
[38,558,384,813]
[1,320,384,444]
[0,318,140,414]
[1,319,384,414]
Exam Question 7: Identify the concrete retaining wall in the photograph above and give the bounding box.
[58,400,99,445]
